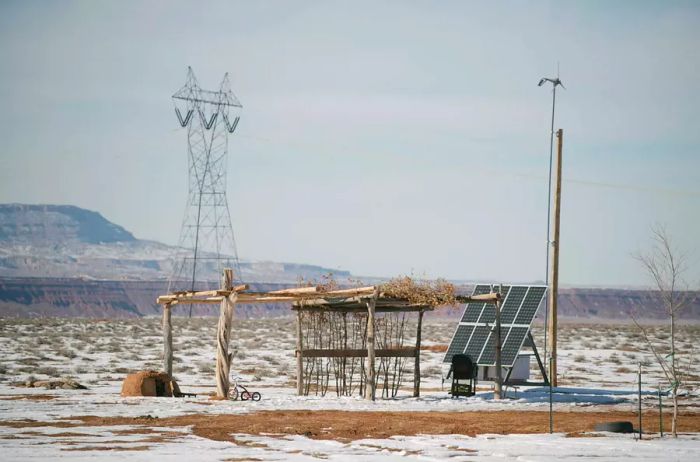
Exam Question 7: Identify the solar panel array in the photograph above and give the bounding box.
[444,284,547,367]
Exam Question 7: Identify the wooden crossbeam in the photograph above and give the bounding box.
[300,348,418,358]
[157,284,249,304]
[292,304,431,313]
[455,293,502,303]
[157,285,378,305]
[156,285,498,307]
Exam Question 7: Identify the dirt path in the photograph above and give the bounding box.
[5,410,693,442]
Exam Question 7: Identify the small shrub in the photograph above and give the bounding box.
[36,366,59,377]
[615,367,633,374]
[73,365,88,374]
[57,349,78,359]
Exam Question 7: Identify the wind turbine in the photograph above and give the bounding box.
[539,70,564,366]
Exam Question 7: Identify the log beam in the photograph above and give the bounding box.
[300,348,418,358]
[547,128,563,387]
[455,293,502,303]
[296,310,304,396]
[162,303,173,377]
[215,269,236,398]
[414,310,424,397]
[365,286,379,401]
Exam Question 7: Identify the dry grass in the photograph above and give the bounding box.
[380,276,457,307]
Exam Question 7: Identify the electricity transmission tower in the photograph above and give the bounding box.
[168,67,243,308]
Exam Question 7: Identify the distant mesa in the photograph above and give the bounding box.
[0,203,135,244]
[0,203,348,283]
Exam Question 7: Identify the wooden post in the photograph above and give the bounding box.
[413,310,424,397]
[494,285,503,399]
[296,310,304,396]
[215,268,235,398]
[547,129,563,387]
[162,303,173,377]
[365,286,379,401]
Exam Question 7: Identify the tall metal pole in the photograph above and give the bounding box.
[548,353,553,433]
[543,84,557,364]
[658,383,664,437]
[638,362,643,440]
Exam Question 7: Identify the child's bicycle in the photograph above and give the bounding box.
[228,376,261,401]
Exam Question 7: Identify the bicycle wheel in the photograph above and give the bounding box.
[228,387,239,401]
[251,392,261,401]
[241,391,251,401]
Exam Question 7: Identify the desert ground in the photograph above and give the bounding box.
[1,316,699,460]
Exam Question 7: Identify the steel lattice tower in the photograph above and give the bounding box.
[168,67,243,300]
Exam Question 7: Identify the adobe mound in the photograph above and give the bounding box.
[121,370,181,397]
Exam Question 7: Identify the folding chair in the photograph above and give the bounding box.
[448,354,477,397]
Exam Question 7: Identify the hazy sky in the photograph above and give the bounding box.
[1,0,699,287]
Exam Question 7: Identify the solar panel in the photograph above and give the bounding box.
[444,325,474,362]
[443,284,547,367]
[464,325,490,361]
[459,284,492,323]
[500,286,527,324]
[502,326,529,365]
[514,286,547,324]
[477,326,510,365]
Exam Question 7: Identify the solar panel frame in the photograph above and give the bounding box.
[443,284,547,367]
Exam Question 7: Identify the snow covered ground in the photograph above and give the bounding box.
[0,317,698,460]
[2,424,699,461]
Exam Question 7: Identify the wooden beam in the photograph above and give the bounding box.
[269,286,319,295]
[322,286,377,296]
[365,286,379,401]
[300,348,418,358]
[547,128,563,388]
[215,269,236,398]
[156,284,249,304]
[296,311,304,396]
[158,285,380,306]
[162,303,173,377]
[455,293,502,303]
[494,288,503,400]
[292,305,432,313]
[158,296,226,304]
[414,310,424,397]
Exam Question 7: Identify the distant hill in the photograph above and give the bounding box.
[0,204,135,244]
[0,277,698,320]
[1,203,698,320]
[0,203,349,283]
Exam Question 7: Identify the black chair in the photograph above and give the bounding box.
[448,354,477,397]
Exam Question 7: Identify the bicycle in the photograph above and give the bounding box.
[228,376,261,401]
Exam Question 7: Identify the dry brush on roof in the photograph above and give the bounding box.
[380,276,457,307]
[301,273,458,307]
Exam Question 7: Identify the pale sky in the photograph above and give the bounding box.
[1,0,699,287]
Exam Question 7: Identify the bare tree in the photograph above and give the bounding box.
[632,225,694,437]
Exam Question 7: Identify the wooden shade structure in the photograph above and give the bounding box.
[157,269,501,399]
